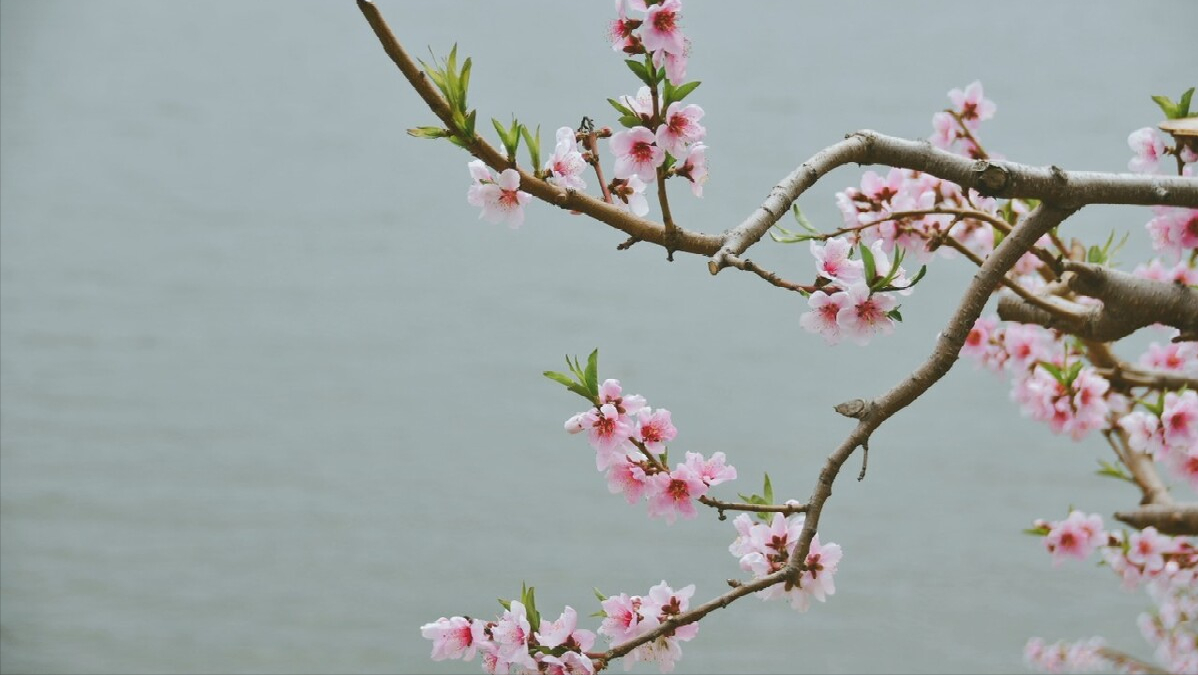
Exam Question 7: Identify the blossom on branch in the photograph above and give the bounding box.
[466,160,532,228]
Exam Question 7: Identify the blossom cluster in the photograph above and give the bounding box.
[963,315,1197,485]
[464,0,708,227]
[729,513,842,612]
[421,603,596,675]
[798,236,916,346]
[1028,512,1198,674]
[598,581,699,673]
[563,378,736,523]
[1126,119,1198,285]
[930,81,996,159]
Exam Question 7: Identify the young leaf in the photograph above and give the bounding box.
[792,205,818,233]
[625,59,653,87]
[1178,87,1195,117]
[858,242,878,283]
[521,124,542,175]
[593,587,608,603]
[887,308,904,322]
[1022,526,1051,536]
[458,57,473,111]
[670,81,701,104]
[544,371,578,388]
[584,349,599,397]
[1095,459,1135,484]
[1151,95,1178,119]
[607,98,634,116]
[762,473,773,504]
[407,126,450,139]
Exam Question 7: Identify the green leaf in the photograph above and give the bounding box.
[593,587,607,603]
[617,114,642,129]
[584,349,599,397]
[1180,87,1196,117]
[858,243,878,283]
[1022,526,1051,536]
[1038,361,1065,383]
[887,308,903,322]
[407,126,450,139]
[769,224,814,244]
[625,59,653,87]
[521,124,542,176]
[791,205,818,233]
[498,597,512,611]
[669,81,701,104]
[590,610,607,618]
[458,57,473,111]
[1096,459,1135,484]
[493,118,514,146]
[544,371,577,388]
[762,473,774,504]
[1152,95,1179,119]
[608,98,634,116]
[522,584,540,632]
[463,109,477,139]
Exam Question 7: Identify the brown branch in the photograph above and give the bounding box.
[1093,365,1198,393]
[1095,647,1171,675]
[356,0,722,256]
[1114,503,1198,536]
[696,496,808,519]
[711,131,1198,273]
[937,236,1069,320]
[1101,428,1172,507]
[719,255,815,294]
[997,262,1198,341]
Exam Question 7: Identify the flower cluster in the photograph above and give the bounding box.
[421,603,597,675]
[799,236,915,346]
[1028,513,1198,674]
[609,0,689,85]
[930,81,996,159]
[468,160,533,228]
[564,379,736,523]
[1119,390,1198,490]
[598,581,699,673]
[728,513,842,612]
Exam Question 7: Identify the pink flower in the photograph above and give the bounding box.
[619,86,655,118]
[1127,527,1170,573]
[1146,206,1198,258]
[641,0,684,55]
[683,451,737,487]
[420,616,482,661]
[836,283,898,345]
[655,102,705,156]
[492,601,537,671]
[598,378,647,417]
[930,111,957,150]
[1140,342,1198,374]
[642,581,698,641]
[607,0,644,52]
[652,47,688,86]
[947,81,996,129]
[611,176,651,217]
[611,127,665,182]
[799,290,851,345]
[535,606,596,653]
[646,463,708,524]
[961,315,999,363]
[1161,390,1198,448]
[789,534,843,612]
[1129,127,1167,174]
[1119,411,1166,456]
[545,127,587,191]
[606,456,650,504]
[598,593,647,643]
[673,143,707,197]
[1133,258,1198,285]
[637,408,677,453]
[541,651,595,675]
[1043,510,1105,565]
[810,237,865,285]
[580,403,635,468]
[466,160,532,228]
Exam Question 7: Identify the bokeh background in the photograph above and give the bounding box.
[2,2,1194,673]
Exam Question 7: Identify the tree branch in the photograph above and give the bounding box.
[710,131,1198,273]
[1114,503,1198,536]
[996,262,1198,341]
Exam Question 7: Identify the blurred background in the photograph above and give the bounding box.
[1,2,1194,673]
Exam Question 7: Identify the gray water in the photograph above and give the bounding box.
[2,2,1195,673]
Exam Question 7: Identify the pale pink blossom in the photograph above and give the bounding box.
[1146,206,1198,258]
[607,0,644,52]
[637,408,677,453]
[1119,411,1167,456]
[1161,390,1198,448]
[612,176,650,217]
[611,127,665,182]
[810,237,865,285]
[654,102,705,156]
[492,601,537,671]
[536,606,596,653]
[652,47,688,86]
[599,379,647,418]
[545,127,587,191]
[788,534,843,612]
[930,111,957,150]
[619,86,654,118]
[947,81,996,129]
[1133,258,1198,285]
[674,143,707,197]
[799,290,851,345]
[646,463,708,524]
[1140,342,1198,375]
[466,160,532,228]
[606,456,650,504]
[961,315,999,361]
[1129,127,1168,174]
[1128,527,1170,573]
[683,451,737,487]
[598,593,647,644]
[540,651,595,675]
[1043,510,1105,564]
[420,616,482,661]
[641,0,684,55]
[581,403,635,468]
[836,283,898,345]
